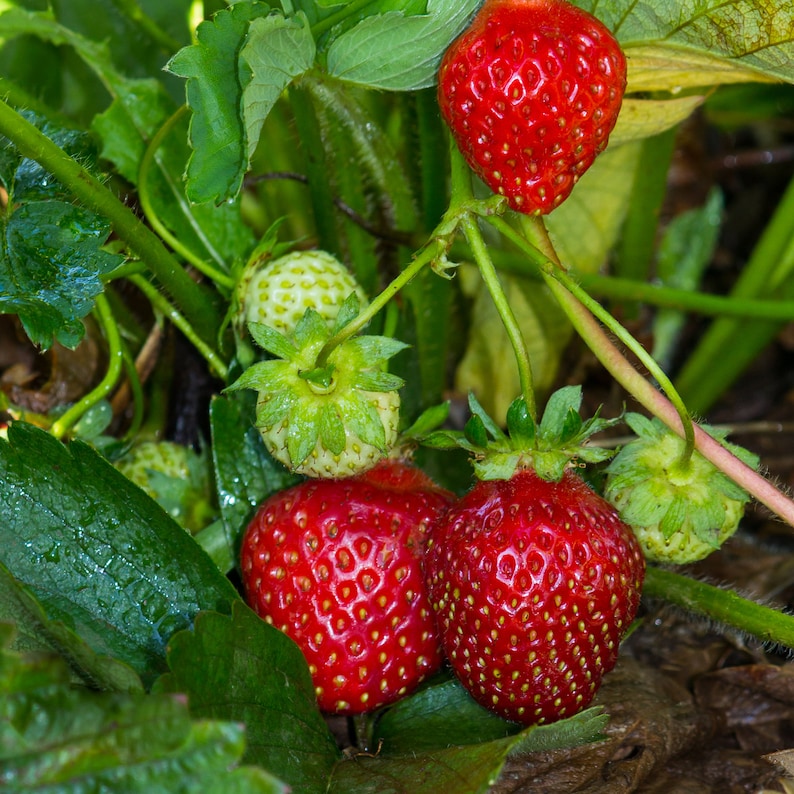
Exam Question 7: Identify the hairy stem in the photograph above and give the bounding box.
[644,566,794,649]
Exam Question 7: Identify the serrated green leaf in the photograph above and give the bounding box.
[0,634,285,793]
[167,2,269,204]
[154,603,341,792]
[325,0,480,91]
[1,201,122,349]
[0,423,239,686]
[318,401,346,455]
[210,394,301,568]
[240,11,316,165]
[0,562,143,692]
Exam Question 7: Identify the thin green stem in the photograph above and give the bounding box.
[108,0,183,53]
[544,266,696,465]
[542,265,794,527]
[0,99,221,343]
[138,106,234,290]
[315,237,447,367]
[119,339,146,443]
[643,566,794,649]
[462,216,536,421]
[50,295,125,439]
[129,275,229,381]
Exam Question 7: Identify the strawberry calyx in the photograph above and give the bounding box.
[424,385,618,482]
[604,413,760,563]
[226,295,406,478]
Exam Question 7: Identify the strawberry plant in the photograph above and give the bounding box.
[5,1,794,791]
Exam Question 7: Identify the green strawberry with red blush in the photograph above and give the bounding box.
[437,0,626,214]
[240,459,453,715]
[424,387,645,725]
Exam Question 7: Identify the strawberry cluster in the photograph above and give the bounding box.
[240,388,646,725]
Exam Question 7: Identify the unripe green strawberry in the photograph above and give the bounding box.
[604,414,759,564]
[437,0,626,214]
[227,302,404,479]
[237,249,368,336]
[115,441,215,533]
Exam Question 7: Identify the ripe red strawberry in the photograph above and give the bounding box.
[438,0,626,214]
[240,460,453,715]
[425,468,644,725]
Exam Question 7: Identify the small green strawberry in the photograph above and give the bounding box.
[604,413,759,564]
[114,441,215,533]
[227,299,404,479]
[237,248,368,336]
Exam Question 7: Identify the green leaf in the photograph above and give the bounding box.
[210,393,301,565]
[0,422,239,686]
[0,562,143,692]
[596,2,794,86]
[325,0,481,91]
[1,201,122,349]
[373,676,520,754]
[167,1,269,204]
[154,602,341,793]
[0,630,286,793]
[240,11,316,164]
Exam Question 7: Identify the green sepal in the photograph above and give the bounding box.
[344,335,410,367]
[353,370,406,392]
[331,291,362,335]
[401,402,450,440]
[318,402,346,456]
[247,322,298,360]
[226,360,290,394]
[287,399,322,467]
[420,386,621,483]
[254,389,293,429]
[299,364,336,390]
[344,392,388,452]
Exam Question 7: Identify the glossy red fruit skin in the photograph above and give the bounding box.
[240,461,453,715]
[438,0,626,215]
[425,469,645,725]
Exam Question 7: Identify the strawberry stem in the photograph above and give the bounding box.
[643,565,794,650]
[0,98,222,344]
[461,216,537,422]
[49,294,124,440]
[128,274,229,381]
[138,105,235,292]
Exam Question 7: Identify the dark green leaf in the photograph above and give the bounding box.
[154,602,341,793]
[210,393,300,564]
[0,562,143,692]
[325,0,481,91]
[1,201,122,349]
[373,676,519,754]
[0,422,239,686]
[240,11,316,163]
[464,414,490,449]
[0,630,286,793]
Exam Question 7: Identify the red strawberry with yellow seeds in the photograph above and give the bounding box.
[423,387,645,725]
[437,0,626,214]
[240,460,453,715]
